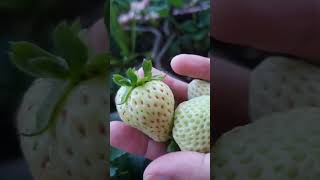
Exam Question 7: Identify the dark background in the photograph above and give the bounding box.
[0,0,104,179]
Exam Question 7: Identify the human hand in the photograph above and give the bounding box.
[212,1,320,135]
[212,0,320,63]
[110,54,210,180]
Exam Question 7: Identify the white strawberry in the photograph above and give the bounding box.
[188,79,210,100]
[114,60,175,142]
[173,95,210,153]
[250,56,320,121]
[10,21,108,180]
[213,108,320,180]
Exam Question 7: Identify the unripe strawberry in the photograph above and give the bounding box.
[114,60,175,142]
[188,79,210,100]
[10,21,108,180]
[173,95,210,153]
[213,108,320,180]
[250,56,320,121]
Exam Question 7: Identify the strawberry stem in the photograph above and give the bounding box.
[113,59,164,105]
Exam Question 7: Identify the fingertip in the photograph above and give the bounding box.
[88,19,108,53]
[170,54,210,80]
[144,152,210,180]
[170,54,189,74]
[137,68,144,77]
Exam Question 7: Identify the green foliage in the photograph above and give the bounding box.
[110,146,150,180]
[109,0,210,97]
[53,22,88,74]
[167,139,181,152]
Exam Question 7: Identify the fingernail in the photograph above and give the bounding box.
[144,175,171,180]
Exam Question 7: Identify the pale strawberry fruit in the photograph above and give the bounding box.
[114,60,175,142]
[18,78,108,180]
[10,21,108,180]
[188,79,210,100]
[250,56,320,121]
[172,95,210,153]
[213,108,320,180]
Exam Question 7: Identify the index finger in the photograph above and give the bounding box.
[171,54,210,81]
[212,0,320,63]
[88,19,108,53]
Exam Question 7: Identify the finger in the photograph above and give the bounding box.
[88,19,108,53]
[138,68,188,103]
[213,57,250,136]
[171,54,210,81]
[212,0,320,62]
[110,121,167,160]
[144,152,210,180]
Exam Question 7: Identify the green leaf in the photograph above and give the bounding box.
[85,52,109,77]
[167,139,180,152]
[151,75,165,81]
[70,18,82,33]
[117,86,134,105]
[110,146,126,161]
[53,22,88,73]
[110,167,117,177]
[113,74,130,87]
[10,41,57,60]
[142,59,152,79]
[126,68,137,85]
[168,0,183,8]
[28,57,68,78]
[9,41,68,79]
[110,2,130,57]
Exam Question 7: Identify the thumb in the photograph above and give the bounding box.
[143,152,210,180]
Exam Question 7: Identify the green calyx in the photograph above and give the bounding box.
[10,20,109,137]
[167,139,181,152]
[113,59,164,105]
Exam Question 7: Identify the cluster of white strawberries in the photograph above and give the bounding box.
[114,60,211,153]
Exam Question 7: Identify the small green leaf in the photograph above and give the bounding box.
[142,59,152,79]
[126,68,137,85]
[167,139,180,152]
[151,75,165,81]
[70,18,82,33]
[85,52,109,77]
[28,57,69,79]
[168,0,183,8]
[110,167,117,177]
[113,74,130,87]
[53,22,88,73]
[117,86,134,105]
[110,146,126,161]
[10,41,57,60]
[9,41,68,79]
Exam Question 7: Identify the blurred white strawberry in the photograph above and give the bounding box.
[10,21,108,180]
